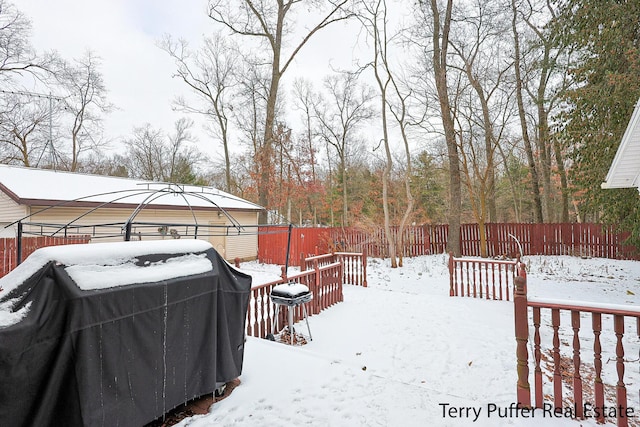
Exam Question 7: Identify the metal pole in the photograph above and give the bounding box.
[284,223,293,275]
[124,221,132,241]
[49,92,53,169]
[16,221,23,265]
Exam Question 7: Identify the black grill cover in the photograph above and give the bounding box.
[0,246,251,427]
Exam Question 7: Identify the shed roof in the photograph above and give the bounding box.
[0,164,263,212]
[601,98,640,193]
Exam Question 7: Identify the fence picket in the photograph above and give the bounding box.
[258,223,638,266]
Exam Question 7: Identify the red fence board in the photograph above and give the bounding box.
[259,223,638,265]
[0,236,91,278]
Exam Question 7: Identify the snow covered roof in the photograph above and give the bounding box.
[0,164,263,211]
[601,98,640,193]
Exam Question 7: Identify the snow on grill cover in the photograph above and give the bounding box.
[0,239,252,427]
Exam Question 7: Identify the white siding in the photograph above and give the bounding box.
[603,98,640,191]
[224,211,259,261]
[0,192,27,237]
[0,192,27,223]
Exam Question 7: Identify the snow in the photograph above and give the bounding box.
[1,248,639,425]
[0,239,213,306]
[527,296,640,314]
[65,253,212,290]
[271,282,311,297]
[0,298,31,328]
[0,164,263,211]
[184,254,640,427]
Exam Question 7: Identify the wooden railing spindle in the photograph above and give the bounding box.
[551,308,562,409]
[571,310,583,418]
[533,307,542,409]
[592,312,605,424]
[491,263,496,300]
[614,315,628,427]
[466,261,471,297]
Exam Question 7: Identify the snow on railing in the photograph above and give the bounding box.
[448,253,520,300]
[514,264,640,427]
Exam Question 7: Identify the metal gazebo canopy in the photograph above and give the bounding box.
[4,181,294,265]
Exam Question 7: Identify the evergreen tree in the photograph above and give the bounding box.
[553,0,640,247]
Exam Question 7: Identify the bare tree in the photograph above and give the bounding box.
[0,0,54,85]
[0,0,58,161]
[159,33,238,192]
[233,54,269,202]
[359,0,396,265]
[315,71,374,228]
[449,0,513,225]
[0,92,50,166]
[124,118,202,183]
[510,0,543,222]
[207,0,353,222]
[388,74,423,267]
[56,50,112,171]
[125,124,164,180]
[417,0,462,256]
[291,78,323,224]
[517,0,572,222]
[445,0,516,256]
[291,78,321,185]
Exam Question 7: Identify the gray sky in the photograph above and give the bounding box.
[20,0,224,157]
[19,0,371,159]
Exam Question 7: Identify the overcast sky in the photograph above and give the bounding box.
[18,0,364,160]
[19,0,215,155]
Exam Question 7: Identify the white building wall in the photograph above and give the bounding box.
[0,192,27,237]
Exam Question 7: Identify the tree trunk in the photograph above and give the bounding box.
[511,0,543,223]
[431,0,461,256]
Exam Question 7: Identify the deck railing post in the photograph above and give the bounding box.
[362,248,368,287]
[313,259,321,314]
[448,252,454,296]
[338,256,344,302]
[514,266,531,407]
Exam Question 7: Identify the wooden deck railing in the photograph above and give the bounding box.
[448,253,520,300]
[245,257,345,339]
[301,251,368,287]
[514,264,640,426]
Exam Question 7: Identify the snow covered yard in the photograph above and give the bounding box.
[175,254,640,427]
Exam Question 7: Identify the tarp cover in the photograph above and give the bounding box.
[0,241,251,427]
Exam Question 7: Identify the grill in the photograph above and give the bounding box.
[269,282,313,345]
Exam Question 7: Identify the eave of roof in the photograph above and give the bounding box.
[602,98,640,193]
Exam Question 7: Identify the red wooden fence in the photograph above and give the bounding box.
[0,236,91,278]
[514,265,640,426]
[259,223,638,265]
